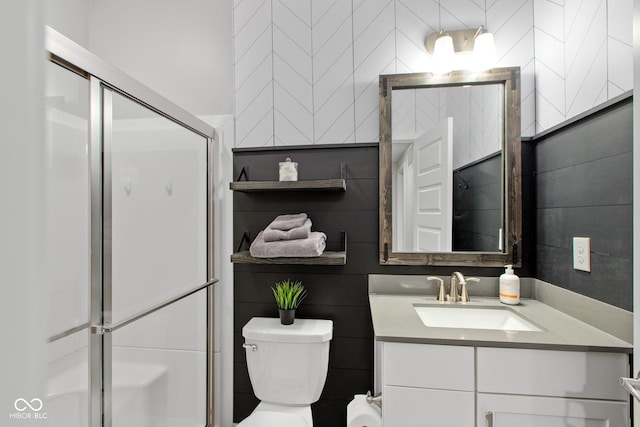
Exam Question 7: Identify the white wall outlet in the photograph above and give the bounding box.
[572,237,591,272]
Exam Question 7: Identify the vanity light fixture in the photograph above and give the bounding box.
[425,26,497,73]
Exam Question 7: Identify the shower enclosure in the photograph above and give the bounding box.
[44,28,216,426]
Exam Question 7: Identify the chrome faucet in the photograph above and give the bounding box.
[429,273,480,303]
[449,272,480,303]
[449,272,466,303]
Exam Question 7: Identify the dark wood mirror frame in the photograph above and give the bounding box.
[379,67,522,266]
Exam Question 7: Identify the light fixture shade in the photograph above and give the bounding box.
[432,35,454,74]
[472,32,497,71]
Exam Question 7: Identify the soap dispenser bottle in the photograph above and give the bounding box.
[499,265,520,305]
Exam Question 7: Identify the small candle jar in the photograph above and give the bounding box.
[279,157,298,181]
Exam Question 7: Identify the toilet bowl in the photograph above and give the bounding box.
[237,402,312,427]
[238,317,333,427]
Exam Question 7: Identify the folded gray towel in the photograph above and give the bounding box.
[250,230,326,258]
[269,213,308,231]
[263,218,312,242]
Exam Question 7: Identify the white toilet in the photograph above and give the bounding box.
[238,317,333,427]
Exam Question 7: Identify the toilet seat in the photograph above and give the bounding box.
[237,402,312,427]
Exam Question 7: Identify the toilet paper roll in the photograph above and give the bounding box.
[347,395,382,427]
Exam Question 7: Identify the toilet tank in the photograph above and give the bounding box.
[242,317,333,405]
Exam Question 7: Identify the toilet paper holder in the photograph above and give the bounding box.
[366,390,382,409]
[620,372,640,402]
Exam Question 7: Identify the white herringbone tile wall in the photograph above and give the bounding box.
[534,0,633,133]
[234,0,274,147]
[234,0,632,147]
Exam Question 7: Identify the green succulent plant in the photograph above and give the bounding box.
[271,279,307,310]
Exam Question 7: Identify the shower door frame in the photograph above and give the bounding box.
[46,27,217,427]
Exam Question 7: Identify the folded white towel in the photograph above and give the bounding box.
[269,213,308,231]
[250,230,326,258]
[263,218,312,242]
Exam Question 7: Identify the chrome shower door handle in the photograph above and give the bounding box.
[486,411,494,427]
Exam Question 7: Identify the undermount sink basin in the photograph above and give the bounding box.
[413,305,542,332]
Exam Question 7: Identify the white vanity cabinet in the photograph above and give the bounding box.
[379,343,630,427]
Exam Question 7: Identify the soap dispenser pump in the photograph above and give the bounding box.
[499,265,520,305]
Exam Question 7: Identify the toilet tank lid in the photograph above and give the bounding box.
[243,317,333,343]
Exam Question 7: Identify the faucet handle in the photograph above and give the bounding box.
[460,277,480,302]
[427,277,446,302]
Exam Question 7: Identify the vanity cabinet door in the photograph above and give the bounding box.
[384,385,474,427]
[383,342,474,390]
[477,393,629,427]
[477,347,628,400]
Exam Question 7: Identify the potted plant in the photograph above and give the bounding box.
[272,279,307,325]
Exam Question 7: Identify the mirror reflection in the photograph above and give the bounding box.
[392,84,504,252]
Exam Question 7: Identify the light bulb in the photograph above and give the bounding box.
[472,32,497,71]
[432,34,454,75]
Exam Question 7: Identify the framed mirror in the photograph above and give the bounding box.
[379,67,521,266]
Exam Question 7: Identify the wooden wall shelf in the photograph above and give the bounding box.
[230,178,346,192]
[230,250,346,265]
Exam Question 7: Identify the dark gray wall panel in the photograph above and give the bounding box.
[536,153,632,208]
[537,206,632,257]
[536,245,632,310]
[535,98,632,311]
[536,102,633,173]
[233,145,379,181]
[521,141,537,275]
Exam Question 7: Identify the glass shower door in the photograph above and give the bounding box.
[44,60,91,427]
[99,87,209,427]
